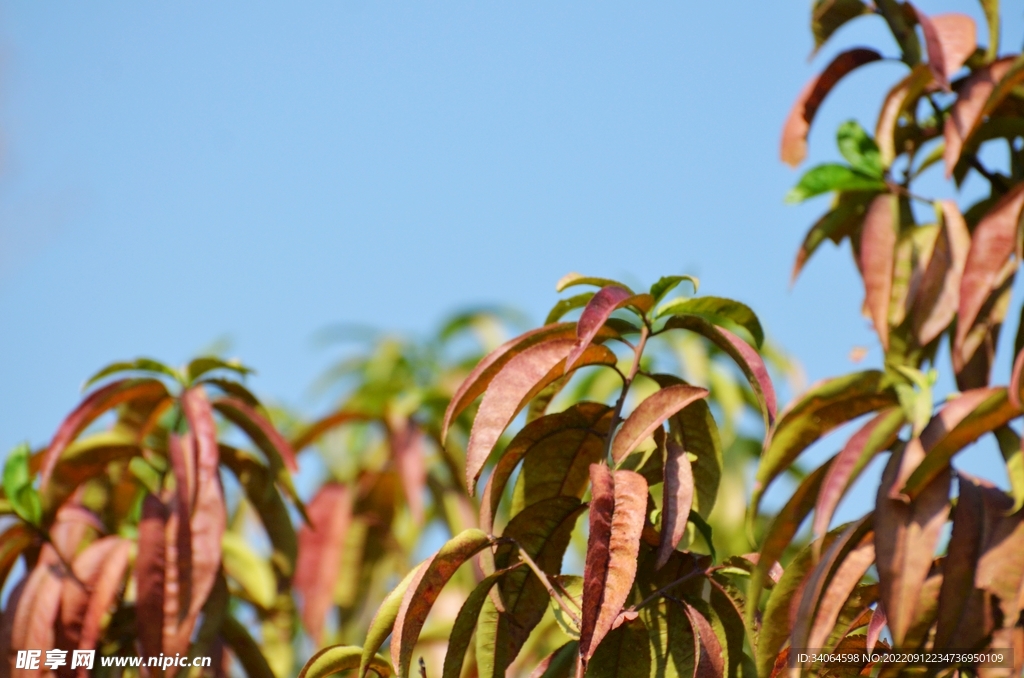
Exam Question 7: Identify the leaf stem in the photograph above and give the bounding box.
[510,540,581,627]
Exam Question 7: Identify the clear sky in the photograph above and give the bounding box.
[2,2,1021,516]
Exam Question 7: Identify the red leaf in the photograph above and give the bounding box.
[859,194,898,351]
[136,495,168,658]
[11,546,64,658]
[943,57,1017,176]
[683,603,725,678]
[40,378,169,489]
[182,386,220,485]
[390,419,426,525]
[442,323,579,441]
[806,530,876,649]
[913,200,971,345]
[295,483,353,644]
[954,183,1024,371]
[566,287,651,372]
[866,603,886,653]
[465,339,616,493]
[875,440,951,646]
[212,395,299,473]
[813,408,904,540]
[780,48,882,167]
[579,465,648,664]
[655,438,695,570]
[913,6,976,89]
[611,384,709,463]
[60,536,131,657]
[169,435,194,620]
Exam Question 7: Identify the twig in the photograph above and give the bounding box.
[630,567,705,612]
[510,540,581,628]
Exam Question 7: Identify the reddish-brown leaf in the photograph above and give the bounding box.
[813,408,904,541]
[136,494,168,659]
[1012,349,1024,410]
[168,435,194,620]
[975,490,1024,625]
[390,419,426,525]
[442,323,580,441]
[655,438,695,570]
[610,384,709,463]
[913,7,976,89]
[60,536,131,657]
[807,532,876,649]
[874,440,951,646]
[877,65,933,166]
[212,395,299,473]
[390,529,493,678]
[291,410,370,452]
[465,339,617,493]
[859,193,898,350]
[780,48,882,167]
[182,386,220,486]
[913,200,971,345]
[567,287,651,372]
[943,57,1017,176]
[295,483,353,644]
[683,603,725,678]
[40,378,169,489]
[579,466,648,664]
[954,183,1024,370]
[11,546,64,658]
[865,603,886,653]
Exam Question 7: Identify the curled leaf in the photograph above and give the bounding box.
[610,384,709,463]
[300,646,392,678]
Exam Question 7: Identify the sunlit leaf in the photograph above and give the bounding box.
[556,273,634,294]
[185,356,253,383]
[811,0,871,54]
[568,287,652,372]
[11,546,63,662]
[943,57,1017,176]
[837,120,883,178]
[649,275,699,303]
[546,292,595,325]
[222,531,276,610]
[60,536,131,651]
[529,641,578,678]
[295,483,352,643]
[785,164,887,203]
[611,384,709,463]
[792,192,874,283]
[876,64,932,166]
[3,443,41,526]
[299,646,392,678]
[781,48,882,167]
[0,524,33,594]
[360,562,428,678]
[135,494,168,658]
[656,438,694,570]
[212,396,299,473]
[913,200,971,345]
[656,296,764,348]
[914,8,976,89]
[83,357,182,388]
[442,566,519,678]
[858,193,899,350]
[585,617,651,678]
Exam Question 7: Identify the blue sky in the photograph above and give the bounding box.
[1,2,1022,517]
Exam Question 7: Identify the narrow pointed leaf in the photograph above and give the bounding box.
[806,529,876,649]
[300,646,392,678]
[567,286,635,371]
[611,384,709,463]
[136,494,168,658]
[529,641,578,678]
[11,546,63,659]
[391,420,426,524]
[859,193,898,349]
[944,57,1017,175]
[212,395,299,472]
[60,536,131,650]
[546,293,595,325]
[585,618,651,678]
[649,275,699,302]
[781,48,882,166]
[812,0,871,54]
[876,65,933,166]
[360,563,428,678]
[556,273,634,294]
[914,7,976,88]
[913,200,971,344]
[792,192,874,283]
[656,296,764,348]
[291,410,370,452]
[222,614,276,678]
[442,566,518,678]
[295,483,353,643]
[222,531,276,610]
[656,439,695,569]
[683,603,725,678]
[466,339,617,493]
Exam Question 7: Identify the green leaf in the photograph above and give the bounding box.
[185,356,253,383]
[549,575,584,639]
[641,600,696,678]
[532,641,579,678]
[687,511,716,562]
[836,120,884,178]
[83,358,182,388]
[442,566,519,678]
[994,426,1024,512]
[785,164,887,203]
[585,618,651,677]
[876,0,922,65]
[221,531,277,610]
[128,456,163,496]
[221,614,276,678]
[812,0,871,53]
[979,0,999,61]
[3,443,41,526]
[556,272,634,294]
[545,293,595,325]
[649,275,699,302]
[656,296,764,348]
[791,192,874,283]
[360,563,427,678]
[300,646,392,678]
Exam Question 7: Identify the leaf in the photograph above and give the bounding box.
[837,120,884,178]
[442,566,519,678]
[222,614,276,678]
[0,524,34,593]
[804,526,876,649]
[656,438,695,570]
[360,563,429,678]
[661,316,777,433]
[752,370,896,521]
[785,164,887,203]
[792,192,874,283]
[902,387,1017,499]
[40,378,169,490]
[465,339,617,493]
[866,603,886,653]
[546,293,595,325]
[876,64,933,167]
[300,646,393,678]
[83,357,182,387]
[978,0,999,61]
[185,356,253,383]
[682,603,725,678]
[781,48,883,167]
[480,403,613,535]
[974,493,1024,626]
[549,575,584,639]
[877,0,922,65]
[222,531,276,610]
[60,536,131,651]
[875,440,951,646]
[391,529,494,678]
[3,443,41,526]
[943,57,1017,176]
[212,395,299,473]
[656,296,764,348]
[912,200,971,344]
[291,410,370,452]
[813,407,904,540]
[390,419,426,524]
[611,384,709,463]
[954,183,1024,370]
[811,0,871,54]
[913,8,977,89]
[585,617,651,678]
[994,426,1024,512]
[649,275,699,302]
[642,599,697,678]
[579,466,648,664]
[529,641,578,678]
[556,273,634,294]
[11,546,64,660]
[295,483,353,643]
[568,287,652,372]
[858,193,899,350]
[136,494,168,659]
